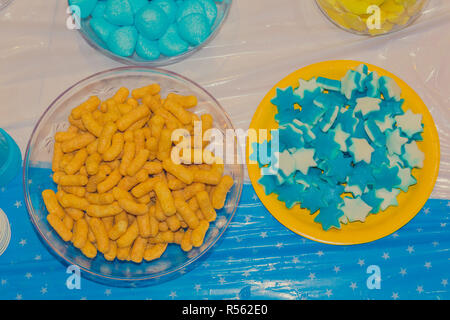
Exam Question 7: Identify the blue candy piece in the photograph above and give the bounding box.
[371,146,389,167]
[314,205,344,231]
[320,183,345,208]
[379,76,401,101]
[278,123,305,150]
[104,0,134,26]
[292,120,316,144]
[158,23,189,56]
[371,164,401,191]
[294,78,323,103]
[177,0,205,22]
[271,86,301,112]
[275,183,305,209]
[135,4,169,41]
[107,26,138,57]
[347,162,375,191]
[298,101,325,126]
[336,109,358,135]
[319,104,339,132]
[364,71,380,98]
[361,189,383,214]
[90,17,118,43]
[299,186,327,214]
[364,119,385,147]
[69,0,98,19]
[136,34,161,60]
[323,152,353,183]
[197,0,218,27]
[128,0,148,14]
[91,1,106,18]
[258,174,278,196]
[311,130,340,160]
[316,77,341,92]
[177,13,211,46]
[340,69,362,100]
[153,0,179,23]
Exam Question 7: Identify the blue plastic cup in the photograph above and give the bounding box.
[0,128,21,186]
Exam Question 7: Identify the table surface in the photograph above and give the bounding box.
[0,0,449,300]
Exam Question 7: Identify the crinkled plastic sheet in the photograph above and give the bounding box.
[0,0,449,300]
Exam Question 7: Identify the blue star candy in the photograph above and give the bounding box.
[275,107,302,126]
[278,123,305,150]
[335,109,358,135]
[299,185,327,214]
[298,98,326,126]
[323,152,353,183]
[271,86,302,112]
[347,162,375,190]
[361,188,384,214]
[312,130,340,160]
[314,205,344,231]
[380,99,404,117]
[320,182,345,208]
[258,174,278,195]
[275,182,305,209]
[371,164,401,191]
[316,76,342,92]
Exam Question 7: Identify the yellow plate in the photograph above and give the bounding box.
[247,60,440,245]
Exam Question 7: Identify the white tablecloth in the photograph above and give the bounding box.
[0,0,449,198]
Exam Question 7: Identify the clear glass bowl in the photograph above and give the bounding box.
[23,67,243,287]
[316,0,429,36]
[76,0,232,66]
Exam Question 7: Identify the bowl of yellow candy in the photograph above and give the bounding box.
[316,0,429,35]
[23,67,243,286]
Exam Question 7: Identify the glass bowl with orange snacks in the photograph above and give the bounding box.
[23,67,243,286]
[316,0,429,36]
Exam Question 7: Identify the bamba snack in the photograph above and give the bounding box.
[42,84,234,264]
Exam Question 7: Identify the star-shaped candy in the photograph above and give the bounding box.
[379,76,401,101]
[294,78,322,99]
[275,150,296,177]
[312,130,341,160]
[320,105,339,132]
[300,186,327,214]
[361,189,384,214]
[402,141,424,168]
[271,86,302,111]
[371,164,401,191]
[314,205,344,231]
[354,97,381,118]
[395,109,423,138]
[347,163,375,190]
[292,148,317,175]
[364,120,385,147]
[348,138,374,164]
[330,123,350,152]
[275,182,305,209]
[364,71,380,98]
[337,108,358,135]
[279,123,305,150]
[258,174,278,195]
[341,70,362,100]
[298,101,326,126]
[340,197,373,223]
[396,167,417,192]
[375,188,401,211]
[374,114,395,133]
[323,152,353,183]
[316,76,341,92]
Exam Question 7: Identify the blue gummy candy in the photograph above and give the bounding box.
[177,0,205,22]
[107,26,138,57]
[314,205,344,231]
[371,164,401,191]
[258,174,278,196]
[153,0,179,24]
[271,87,301,112]
[69,0,98,19]
[312,130,340,160]
[90,17,118,43]
[177,13,211,46]
[361,189,383,214]
[158,24,189,56]
[91,1,106,18]
[323,152,353,183]
[136,34,161,60]
[197,0,218,27]
[104,0,134,26]
[128,0,148,14]
[341,69,362,100]
[379,76,401,101]
[316,77,341,92]
[135,4,170,41]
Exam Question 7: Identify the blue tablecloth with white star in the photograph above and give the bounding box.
[0,171,448,300]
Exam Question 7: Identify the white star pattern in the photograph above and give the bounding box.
[316,251,324,257]
[25,273,32,279]
[333,266,341,273]
[194,284,201,292]
[350,282,357,290]
[169,291,177,299]
[219,277,226,285]
[416,286,424,294]
[260,232,267,238]
[308,273,316,280]
[16,294,23,300]
[34,255,42,261]
[1,279,7,285]
[19,239,27,246]
[104,289,112,296]
[357,259,365,266]
[325,289,333,298]
[14,201,22,208]
[399,268,407,276]
[382,252,390,260]
[40,287,48,295]
[424,262,432,269]
[441,279,448,287]
[407,246,414,254]
[292,257,299,264]
[276,242,283,249]
[392,292,399,300]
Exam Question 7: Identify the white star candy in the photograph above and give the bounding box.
[395,110,423,138]
[276,150,296,177]
[349,138,374,164]
[402,141,424,168]
[354,97,381,117]
[331,123,350,152]
[396,167,417,192]
[375,188,401,211]
[345,183,363,197]
[295,78,321,99]
[386,129,408,155]
[341,197,373,222]
[292,148,317,175]
[375,115,394,133]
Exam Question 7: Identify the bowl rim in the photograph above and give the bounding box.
[75,0,233,66]
[23,66,244,283]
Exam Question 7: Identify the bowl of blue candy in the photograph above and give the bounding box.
[70,0,232,65]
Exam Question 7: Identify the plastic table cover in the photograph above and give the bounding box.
[0,0,449,300]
